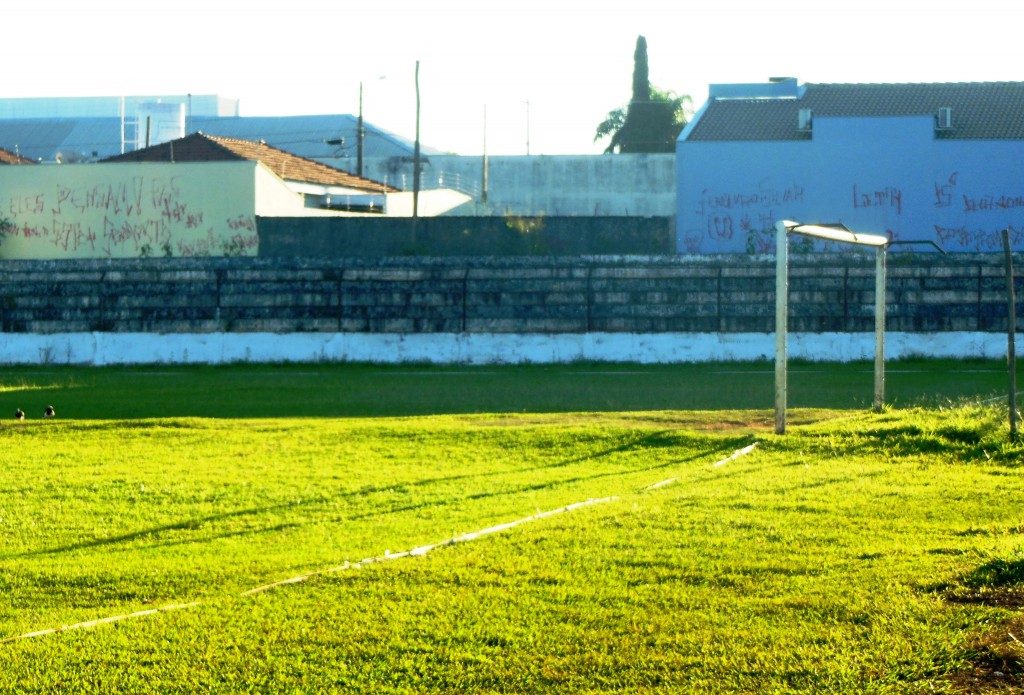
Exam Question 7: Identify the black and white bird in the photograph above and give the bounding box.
[14,408,24,421]
[43,405,55,418]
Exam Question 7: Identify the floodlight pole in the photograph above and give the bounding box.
[775,221,789,434]
[1002,228,1018,442]
[873,246,886,412]
[774,220,888,435]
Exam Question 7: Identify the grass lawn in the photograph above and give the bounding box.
[0,362,1021,692]
[0,358,1016,419]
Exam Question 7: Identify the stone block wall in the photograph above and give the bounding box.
[0,254,1018,335]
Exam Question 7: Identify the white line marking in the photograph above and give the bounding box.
[645,477,678,490]
[244,496,619,596]
[0,602,202,643]
[3,497,619,642]
[713,443,758,468]
[644,442,758,491]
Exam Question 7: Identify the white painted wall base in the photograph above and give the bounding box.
[0,332,1010,366]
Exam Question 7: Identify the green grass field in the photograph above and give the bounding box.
[0,362,1022,693]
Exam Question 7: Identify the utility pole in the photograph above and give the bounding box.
[357,81,364,178]
[413,60,421,220]
[481,104,489,205]
[1003,228,1019,442]
[525,100,531,155]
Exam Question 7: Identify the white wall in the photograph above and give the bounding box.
[0,331,1009,365]
[0,162,259,258]
[327,154,675,217]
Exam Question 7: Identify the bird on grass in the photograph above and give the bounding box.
[14,408,24,421]
[43,405,55,418]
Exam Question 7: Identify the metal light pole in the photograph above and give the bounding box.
[357,76,386,179]
[357,81,364,178]
[873,244,886,412]
[481,104,489,205]
[1003,228,1019,442]
[525,100,531,156]
[774,221,789,434]
[413,60,421,220]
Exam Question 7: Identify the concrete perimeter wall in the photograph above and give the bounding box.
[326,154,676,217]
[0,254,1018,364]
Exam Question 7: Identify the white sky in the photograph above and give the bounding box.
[7,0,1024,155]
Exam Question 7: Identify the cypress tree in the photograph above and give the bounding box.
[601,36,685,154]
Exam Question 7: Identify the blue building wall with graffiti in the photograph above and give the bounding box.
[676,81,1024,253]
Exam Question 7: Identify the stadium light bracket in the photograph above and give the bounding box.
[774,219,888,434]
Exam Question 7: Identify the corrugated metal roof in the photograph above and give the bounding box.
[0,114,438,163]
[101,133,397,192]
[685,82,1024,141]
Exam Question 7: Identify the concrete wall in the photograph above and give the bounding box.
[327,154,676,217]
[0,162,260,259]
[0,253,1017,334]
[677,115,1024,253]
[0,253,1017,364]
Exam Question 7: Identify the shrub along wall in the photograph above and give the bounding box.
[0,254,1018,335]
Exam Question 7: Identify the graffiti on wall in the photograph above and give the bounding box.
[851,183,903,215]
[0,171,258,259]
[929,171,1024,250]
[690,180,806,253]
[686,170,1024,253]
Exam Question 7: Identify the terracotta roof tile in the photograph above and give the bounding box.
[102,133,396,192]
[0,146,35,164]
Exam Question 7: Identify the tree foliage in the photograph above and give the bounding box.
[595,36,691,154]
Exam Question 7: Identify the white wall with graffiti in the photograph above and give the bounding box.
[0,162,261,259]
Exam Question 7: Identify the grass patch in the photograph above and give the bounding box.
[0,358,1017,420]
[0,396,1022,692]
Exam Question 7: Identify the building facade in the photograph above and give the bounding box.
[676,79,1024,253]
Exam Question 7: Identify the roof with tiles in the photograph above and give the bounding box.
[101,132,397,192]
[685,82,1024,142]
[0,146,34,164]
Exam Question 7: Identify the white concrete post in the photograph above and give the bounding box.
[873,246,886,412]
[774,220,789,435]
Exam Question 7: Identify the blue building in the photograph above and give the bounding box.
[676,78,1024,253]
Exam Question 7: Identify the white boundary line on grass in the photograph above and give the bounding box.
[242,496,618,596]
[645,442,758,490]
[0,602,203,643]
[1,498,618,643]
[4,442,760,644]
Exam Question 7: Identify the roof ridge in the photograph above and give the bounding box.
[191,132,247,161]
[807,80,1024,88]
[200,133,395,191]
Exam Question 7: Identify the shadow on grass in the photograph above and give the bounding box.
[944,558,1024,693]
[7,434,749,560]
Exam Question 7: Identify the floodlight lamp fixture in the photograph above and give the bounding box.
[779,219,888,248]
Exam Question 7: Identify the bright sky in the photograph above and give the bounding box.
[8,1,1024,155]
